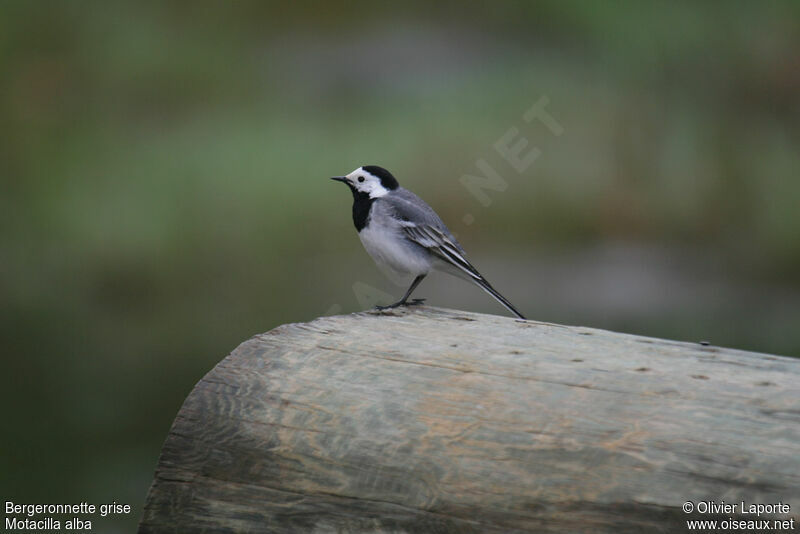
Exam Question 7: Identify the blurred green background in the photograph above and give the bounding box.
[1,1,798,531]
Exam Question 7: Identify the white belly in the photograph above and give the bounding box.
[358,224,431,281]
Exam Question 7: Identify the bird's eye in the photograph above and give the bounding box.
[358,176,365,183]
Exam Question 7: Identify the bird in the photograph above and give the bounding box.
[331,165,526,319]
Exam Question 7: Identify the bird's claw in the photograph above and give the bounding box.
[375,298,426,311]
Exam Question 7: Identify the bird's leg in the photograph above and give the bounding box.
[376,274,427,310]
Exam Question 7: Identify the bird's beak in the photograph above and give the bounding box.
[330,176,348,183]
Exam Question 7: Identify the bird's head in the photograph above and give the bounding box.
[331,165,399,198]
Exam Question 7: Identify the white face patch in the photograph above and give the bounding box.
[346,167,390,198]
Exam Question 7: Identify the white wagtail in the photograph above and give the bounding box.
[331,165,526,319]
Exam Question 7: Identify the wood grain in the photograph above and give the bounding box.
[139,307,800,533]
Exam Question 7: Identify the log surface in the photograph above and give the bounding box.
[139,307,800,533]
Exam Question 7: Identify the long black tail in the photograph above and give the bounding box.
[421,231,527,319]
[473,277,526,319]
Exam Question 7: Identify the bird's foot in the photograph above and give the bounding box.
[375,298,426,311]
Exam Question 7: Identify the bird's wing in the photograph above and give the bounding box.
[381,188,479,279]
[400,222,483,281]
[382,189,465,250]
[382,189,527,319]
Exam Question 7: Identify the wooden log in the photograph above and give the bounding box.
[139,307,800,533]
